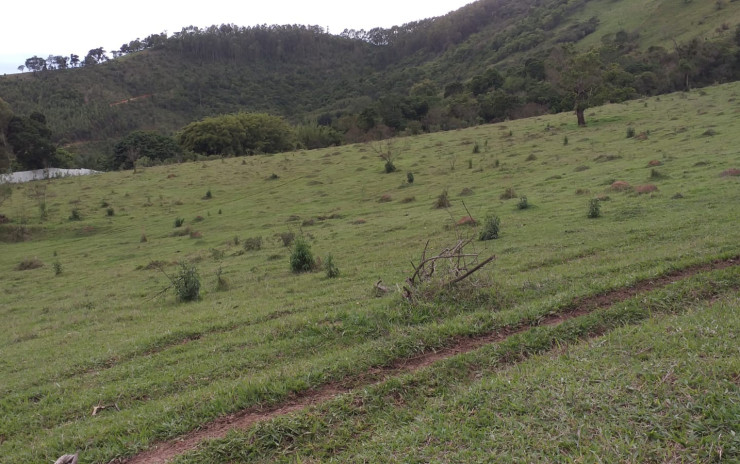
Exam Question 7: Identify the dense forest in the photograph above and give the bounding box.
[1,0,739,170]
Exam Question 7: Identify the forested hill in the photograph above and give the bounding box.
[1,0,739,169]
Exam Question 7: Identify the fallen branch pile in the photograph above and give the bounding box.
[402,238,495,301]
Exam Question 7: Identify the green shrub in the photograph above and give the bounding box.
[384,159,397,173]
[588,198,601,218]
[472,141,480,153]
[290,237,315,273]
[243,236,263,251]
[517,196,529,210]
[563,135,569,145]
[407,172,414,184]
[68,209,82,221]
[203,189,212,199]
[626,127,636,138]
[174,217,185,228]
[106,207,115,216]
[52,261,63,276]
[479,215,501,241]
[325,254,339,278]
[173,262,200,302]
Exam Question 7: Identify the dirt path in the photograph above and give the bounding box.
[120,256,738,464]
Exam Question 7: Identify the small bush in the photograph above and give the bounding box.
[650,168,666,179]
[140,233,148,243]
[268,173,280,180]
[106,207,115,216]
[459,187,474,196]
[563,135,569,145]
[244,236,263,251]
[517,196,529,210]
[16,257,44,271]
[500,187,517,200]
[472,142,480,154]
[479,215,500,241]
[325,254,339,278]
[290,237,315,273]
[203,189,213,200]
[173,262,200,302]
[69,209,82,221]
[384,160,397,173]
[434,189,451,209]
[210,248,225,260]
[525,154,537,161]
[174,217,185,228]
[588,198,601,218]
[52,261,63,276]
[626,127,636,138]
[406,172,414,184]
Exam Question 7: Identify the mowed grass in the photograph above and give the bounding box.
[178,270,740,463]
[1,82,739,462]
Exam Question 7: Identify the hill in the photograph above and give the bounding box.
[0,80,739,462]
[0,0,739,168]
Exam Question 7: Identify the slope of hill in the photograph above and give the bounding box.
[0,80,739,463]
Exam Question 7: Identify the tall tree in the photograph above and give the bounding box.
[549,47,605,126]
[6,112,56,170]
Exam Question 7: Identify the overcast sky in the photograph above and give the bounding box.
[0,0,473,75]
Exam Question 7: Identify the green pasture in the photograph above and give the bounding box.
[1,82,739,463]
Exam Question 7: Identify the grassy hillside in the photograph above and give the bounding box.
[1,82,739,462]
[576,0,740,50]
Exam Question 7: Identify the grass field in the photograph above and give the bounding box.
[1,82,739,463]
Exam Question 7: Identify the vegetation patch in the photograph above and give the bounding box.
[16,257,44,271]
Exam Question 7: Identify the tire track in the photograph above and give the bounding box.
[119,256,739,464]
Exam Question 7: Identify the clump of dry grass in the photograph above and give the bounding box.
[500,187,517,200]
[16,258,44,271]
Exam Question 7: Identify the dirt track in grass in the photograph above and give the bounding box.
[120,256,739,464]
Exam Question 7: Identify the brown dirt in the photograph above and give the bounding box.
[120,256,738,464]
